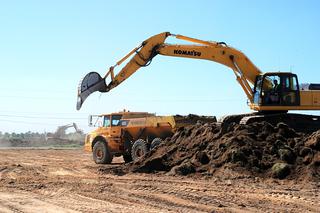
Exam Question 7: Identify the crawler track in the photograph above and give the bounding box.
[219,112,320,133]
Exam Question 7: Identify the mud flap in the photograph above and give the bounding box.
[76,72,107,110]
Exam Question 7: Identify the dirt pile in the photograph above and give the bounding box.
[128,121,320,180]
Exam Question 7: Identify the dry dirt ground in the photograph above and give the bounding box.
[0,149,319,213]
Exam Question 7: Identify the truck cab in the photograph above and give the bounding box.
[84,111,155,152]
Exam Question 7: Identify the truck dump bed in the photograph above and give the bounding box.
[173,114,217,129]
[124,114,216,130]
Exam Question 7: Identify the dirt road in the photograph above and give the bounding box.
[0,149,319,212]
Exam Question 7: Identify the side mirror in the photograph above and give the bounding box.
[88,115,93,127]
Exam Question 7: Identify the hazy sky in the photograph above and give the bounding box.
[1,0,319,133]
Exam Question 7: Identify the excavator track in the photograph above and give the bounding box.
[240,113,320,133]
[218,113,256,134]
[219,113,320,134]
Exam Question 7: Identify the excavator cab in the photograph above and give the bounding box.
[253,72,300,107]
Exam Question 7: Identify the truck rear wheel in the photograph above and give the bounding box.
[150,138,162,150]
[93,141,113,164]
[131,139,148,161]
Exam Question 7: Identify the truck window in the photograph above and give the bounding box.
[111,115,122,126]
[103,116,111,127]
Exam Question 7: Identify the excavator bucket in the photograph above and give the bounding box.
[76,72,107,110]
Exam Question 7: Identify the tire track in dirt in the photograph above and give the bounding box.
[93,175,218,211]
[74,179,187,212]
[0,149,319,212]
[94,174,320,212]
[0,198,25,213]
[0,191,78,213]
[91,175,257,212]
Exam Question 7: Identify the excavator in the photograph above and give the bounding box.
[76,32,320,132]
[46,123,83,141]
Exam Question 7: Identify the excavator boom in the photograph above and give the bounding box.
[77,32,261,110]
[77,32,320,133]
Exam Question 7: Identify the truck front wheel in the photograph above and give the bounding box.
[131,139,148,161]
[93,141,113,164]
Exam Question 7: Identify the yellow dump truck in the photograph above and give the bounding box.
[84,110,216,164]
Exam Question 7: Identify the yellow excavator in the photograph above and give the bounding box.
[76,32,320,132]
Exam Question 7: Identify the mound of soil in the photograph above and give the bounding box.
[126,121,320,180]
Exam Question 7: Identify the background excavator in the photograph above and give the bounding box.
[46,123,83,142]
[76,32,320,132]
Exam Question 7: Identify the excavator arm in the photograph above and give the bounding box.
[77,32,262,110]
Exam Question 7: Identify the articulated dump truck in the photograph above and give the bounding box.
[84,110,216,164]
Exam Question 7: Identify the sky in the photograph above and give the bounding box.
[0,0,320,133]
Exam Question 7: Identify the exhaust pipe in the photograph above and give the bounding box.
[76,72,108,110]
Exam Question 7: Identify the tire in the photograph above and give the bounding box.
[150,138,162,150]
[131,139,148,161]
[92,140,113,164]
[123,153,133,163]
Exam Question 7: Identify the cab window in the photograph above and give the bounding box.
[281,75,299,105]
[283,76,298,90]
[258,75,281,105]
[111,115,122,126]
[253,76,263,104]
[291,77,298,90]
[103,116,111,127]
[260,74,299,106]
[263,76,280,92]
